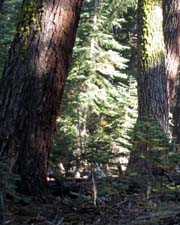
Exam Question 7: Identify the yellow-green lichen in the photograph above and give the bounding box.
[139,0,165,75]
[17,0,44,52]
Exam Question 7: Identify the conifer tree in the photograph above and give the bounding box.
[0,0,22,75]
[167,1,180,144]
[128,0,168,173]
[53,0,137,175]
[0,0,4,10]
[137,0,168,132]
[163,0,180,110]
[0,0,83,195]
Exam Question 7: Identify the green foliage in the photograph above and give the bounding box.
[52,0,138,175]
[0,159,20,193]
[131,118,169,151]
[129,117,178,175]
[0,0,22,75]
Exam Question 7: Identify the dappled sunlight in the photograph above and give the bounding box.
[1,0,180,224]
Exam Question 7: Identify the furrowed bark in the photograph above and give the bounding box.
[0,0,83,195]
[128,0,168,174]
[137,0,168,132]
[163,0,180,110]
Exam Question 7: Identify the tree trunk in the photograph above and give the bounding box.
[0,0,83,195]
[0,192,4,225]
[0,0,4,11]
[173,82,180,145]
[163,0,180,110]
[137,0,168,132]
[128,0,168,174]
[169,1,180,144]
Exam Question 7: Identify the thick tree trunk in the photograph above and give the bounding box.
[128,0,168,174]
[163,0,180,110]
[0,0,83,195]
[137,0,168,132]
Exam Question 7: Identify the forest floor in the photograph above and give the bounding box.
[4,176,180,225]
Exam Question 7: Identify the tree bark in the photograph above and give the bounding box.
[137,0,168,132]
[168,1,180,144]
[0,192,4,225]
[0,0,83,195]
[163,0,180,110]
[173,83,180,145]
[128,0,168,174]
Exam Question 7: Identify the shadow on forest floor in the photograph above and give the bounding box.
[4,176,180,225]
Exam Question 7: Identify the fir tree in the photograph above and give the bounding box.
[0,0,22,75]
[52,0,138,175]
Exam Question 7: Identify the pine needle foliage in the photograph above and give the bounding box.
[0,158,20,194]
[0,0,22,195]
[52,0,138,175]
[0,0,22,75]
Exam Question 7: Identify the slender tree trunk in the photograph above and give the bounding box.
[173,82,180,144]
[0,0,83,195]
[128,0,168,173]
[0,0,4,11]
[163,0,180,110]
[0,192,4,225]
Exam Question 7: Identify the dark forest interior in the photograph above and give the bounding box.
[0,0,180,224]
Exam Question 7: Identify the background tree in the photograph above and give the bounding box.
[163,0,180,111]
[173,81,180,146]
[0,0,4,10]
[1,0,180,224]
[51,0,137,176]
[137,0,168,132]
[0,0,83,195]
[128,0,169,174]
[168,1,180,144]
[0,0,22,75]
